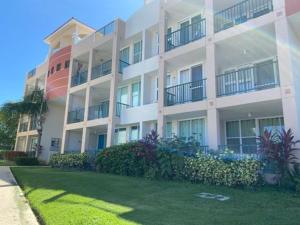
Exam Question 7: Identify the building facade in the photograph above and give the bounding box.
[15,0,300,161]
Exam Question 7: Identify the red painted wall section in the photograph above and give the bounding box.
[286,0,300,16]
[46,46,71,100]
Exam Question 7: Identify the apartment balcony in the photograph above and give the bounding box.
[165,79,207,106]
[27,68,36,79]
[97,20,115,36]
[67,108,85,124]
[165,19,206,52]
[71,71,88,87]
[91,60,112,80]
[119,60,130,74]
[88,101,110,120]
[19,122,28,132]
[214,0,273,33]
[116,102,131,117]
[29,119,37,131]
[216,60,279,97]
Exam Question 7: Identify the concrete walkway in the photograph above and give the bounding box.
[0,167,39,225]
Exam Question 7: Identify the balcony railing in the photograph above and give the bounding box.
[27,68,36,79]
[165,19,206,52]
[88,101,110,120]
[116,102,131,117]
[97,20,115,36]
[91,60,112,80]
[216,60,279,97]
[19,122,28,132]
[67,108,85,124]
[29,119,37,131]
[71,71,88,87]
[219,144,259,156]
[214,0,273,33]
[165,79,207,106]
[119,60,130,74]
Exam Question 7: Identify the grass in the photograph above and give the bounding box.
[11,167,300,225]
[0,159,15,166]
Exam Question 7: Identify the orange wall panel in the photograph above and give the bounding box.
[286,0,300,16]
[46,46,71,100]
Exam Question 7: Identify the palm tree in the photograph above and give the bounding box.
[3,89,48,157]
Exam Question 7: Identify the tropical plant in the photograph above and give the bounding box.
[0,105,19,149]
[258,129,300,186]
[2,89,47,157]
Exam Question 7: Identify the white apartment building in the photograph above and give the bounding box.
[15,0,300,161]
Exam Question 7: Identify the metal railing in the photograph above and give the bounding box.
[88,101,110,120]
[165,79,207,106]
[216,60,279,97]
[71,71,88,87]
[97,21,115,36]
[214,0,273,33]
[19,122,28,132]
[27,68,36,79]
[29,119,37,131]
[119,60,130,74]
[165,19,206,52]
[116,102,131,117]
[218,144,259,155]
[91,60,112,80]
[67,108,85,124]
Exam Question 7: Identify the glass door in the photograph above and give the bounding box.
[191,65,203,101]
[180,21,190,45]
[179,69,190,103]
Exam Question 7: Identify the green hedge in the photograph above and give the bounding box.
[15,157,39,166]
[96,142,262,187]
[50,153,90,170]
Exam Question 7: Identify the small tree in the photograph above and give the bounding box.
[259,129,300,186]
[3,89,48,157]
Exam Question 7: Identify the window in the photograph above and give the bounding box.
[259,117,284,135]
[120,47,130,64]
[133,40,142,64]
[165,122,172,139]
[130,126,139,141]
[226,120,257,154]
[115,128,127,144]
[166,74,171,87]
[51,67,54,74]
[131,82,141,107]
[50,138,60,149]
[65,60,70,69]
[179,119,205,144]
[117,87,128,104]
[56,63,61,72]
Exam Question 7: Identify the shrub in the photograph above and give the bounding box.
[49,153,90,170]
[3,151,27,161]
[96,141,263,187]
[15,157,39,166]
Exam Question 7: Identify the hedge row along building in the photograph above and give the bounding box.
[15,0,300,162]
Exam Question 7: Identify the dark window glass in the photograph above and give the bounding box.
[56,63,61,72]
[65,60,70,69]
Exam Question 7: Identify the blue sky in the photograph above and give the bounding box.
[0,0,143,105]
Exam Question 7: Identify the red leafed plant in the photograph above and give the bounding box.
[259,129,300,185]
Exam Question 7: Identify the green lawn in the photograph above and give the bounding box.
[11,167,300,225]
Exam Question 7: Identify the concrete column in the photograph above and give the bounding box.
[142,30,146,61]
[157,0,166,138]
[207,108,220,150]
[81,127,87,153]
[206,43,216,100]
[275,17,300,140]
[140,74,145,106]
[107,19,124,147]
[139,121,144,139]
[205,0,215,36]
[24,135,29,152]
[61,57,75,153]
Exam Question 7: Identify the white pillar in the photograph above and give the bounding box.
[275,17,300,140]
[81,127,87,153]
[157,0,166,138]
[207,108,220,150]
